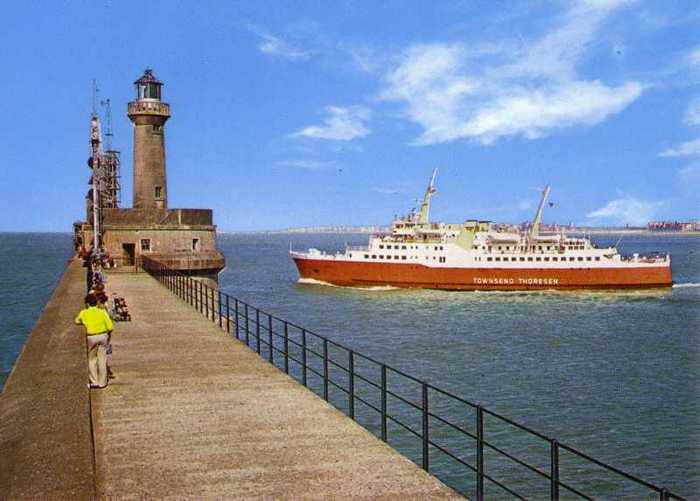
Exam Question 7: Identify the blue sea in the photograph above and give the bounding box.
[1,232,698,498]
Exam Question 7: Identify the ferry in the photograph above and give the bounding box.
[290,170,672,290]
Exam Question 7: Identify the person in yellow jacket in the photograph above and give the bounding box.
[75,294,113,388]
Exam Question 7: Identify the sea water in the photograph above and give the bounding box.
[1,232,698,497]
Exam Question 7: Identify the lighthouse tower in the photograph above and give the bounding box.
[128,69,170,210]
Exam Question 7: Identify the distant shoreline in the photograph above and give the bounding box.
[225,228,700,236]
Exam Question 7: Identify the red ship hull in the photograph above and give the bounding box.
[293,258,672,290]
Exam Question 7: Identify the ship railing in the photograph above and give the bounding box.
[139,255,687,501]
[346,245,368,251]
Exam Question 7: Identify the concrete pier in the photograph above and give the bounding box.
[1,261,460,499]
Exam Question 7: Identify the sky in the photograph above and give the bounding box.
[0,0,698,232]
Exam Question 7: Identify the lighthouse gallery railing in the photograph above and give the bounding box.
[140,256,686,501]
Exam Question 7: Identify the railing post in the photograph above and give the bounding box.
[255,309,261,354]
[234,299,239,339]
[218,290,222,328]
[283,322,289,374]
[226,295,230,334]
[244,304,250,346]
[422,382,429,472]
[550,439,560,501]
[199,282,203,314]
[348,351,355,419]
[323,338,329,401]
[660,489,670,501]
[268,315,273,364]
[301,329,307,387]
[476,406,484,501]
[381,365,387,442]
[205,285,210,319]
[211,289,215,323]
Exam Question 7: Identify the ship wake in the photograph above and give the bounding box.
[297,278,399,291]
[672,282,700,288]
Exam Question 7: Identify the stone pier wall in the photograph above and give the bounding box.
[0,259,96,500]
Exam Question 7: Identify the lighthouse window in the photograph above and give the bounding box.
[140,239,151,252]
[192,238,200,251]
[155,186,163,199]
[152,124,162,134]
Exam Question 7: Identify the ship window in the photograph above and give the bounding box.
[595,257,600,261]
[372,255,376,259]
[394,256,399,260]
[379,245,384,249]
[402,245,406,249]
[578,257,583,261]
[552,257,557,261]
[364,254,369,259]
[487,257,493,262]
[349,254,353,258]
[586,257,592,261]
[544,257,550,261]
[569,257,575,261]
[538,246,542,250]
[495,257,501,261]
[547,246,550,250]
[536,257,542,262]
[528,257,533,262]
[440,246,443,250]
[140,239,151,252]
[402,256,407,260]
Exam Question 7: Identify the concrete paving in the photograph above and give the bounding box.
[92,272,462,500]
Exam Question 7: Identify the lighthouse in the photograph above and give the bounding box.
[75,68,226,287]
[128,69,170,210]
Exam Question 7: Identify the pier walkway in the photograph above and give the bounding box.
[91,271,460,499]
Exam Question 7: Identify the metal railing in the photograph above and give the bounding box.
[140,256,687,501]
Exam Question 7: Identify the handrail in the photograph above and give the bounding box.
[139,256,688,501]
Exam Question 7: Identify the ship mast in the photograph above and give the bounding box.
[90,113,103,252]
[530,185,551,237]
[418,168,438,225]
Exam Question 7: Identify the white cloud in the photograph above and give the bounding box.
[292,106,371,141]
[380,0,644,145]
[277,159,336,170]
[250,28,310,61]
[659,137,700,157]
[586,196,662,225]
[686,46,700,67]
[685,98,700,126]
